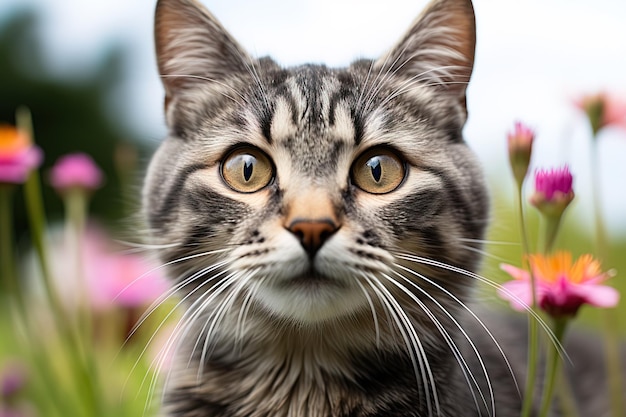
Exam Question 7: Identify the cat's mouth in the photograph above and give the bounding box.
[281,268,344,289]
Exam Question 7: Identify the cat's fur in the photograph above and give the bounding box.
[143,0,625,416]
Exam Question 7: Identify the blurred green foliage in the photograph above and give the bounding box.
[0,9,152,238]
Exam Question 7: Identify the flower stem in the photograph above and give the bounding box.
[0,186,20,307]
[18,108,104,417]
[541,215,562,255]
[516,182,539,417]
[538,318,568,417]
[557,367,579,417]
[591,140,624,417]
[64,189,91,337]
[63,188,106,416]
[1,188,77,417]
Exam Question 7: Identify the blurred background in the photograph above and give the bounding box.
[0,0,625,415]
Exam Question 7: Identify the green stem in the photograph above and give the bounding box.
[65,189,91,337]
[591,139,624,417]
[18,108,104,417]
[557,365,579,417]
[541,215,562,255]
[23,170,65,321]
[1,187,76,417]
[0,186,21,308]
[516,182,539,417]
[64,188,105,417]
[538,318,568,417]
[591,145,608,261]
[25,171,106,417]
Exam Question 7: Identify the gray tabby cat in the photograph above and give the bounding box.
[143,0,623,415]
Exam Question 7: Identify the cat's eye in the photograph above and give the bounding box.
[221,146,274,193]
[351,148,405,194]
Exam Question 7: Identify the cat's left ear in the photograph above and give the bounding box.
[375,0,476,112]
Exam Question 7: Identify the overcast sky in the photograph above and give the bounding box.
[2,0,626,232]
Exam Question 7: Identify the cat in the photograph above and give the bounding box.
[142,0,624,416]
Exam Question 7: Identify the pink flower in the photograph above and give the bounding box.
[42,225,170,311]
[0,125,42,184]
[49,153,103,192]
[89,247,169,310]
[80,228,169,310]
[507,121,535,186]
[499,252,619,318]
[534,166,573,200]
[530,166,574,217]
[574,92,626,135]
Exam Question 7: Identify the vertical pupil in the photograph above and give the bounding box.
[367,157,382,182]
[242,155,255,182]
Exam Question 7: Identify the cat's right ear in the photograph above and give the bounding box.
[155,0,252,108]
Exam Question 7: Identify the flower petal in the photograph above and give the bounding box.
[0,146,43,184]
[571,283,620,308]
[500,263,530,281]
[498,280,533,311]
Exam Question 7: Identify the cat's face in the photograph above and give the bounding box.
[144,0,488,326]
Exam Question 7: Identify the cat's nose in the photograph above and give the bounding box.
[287,219,339,258]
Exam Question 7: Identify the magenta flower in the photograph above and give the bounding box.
[499,252,619,318]
[574,92,626,135]
[530,166,574,217]
[507,121,535,187]
[49,153,103,192]
[0,125,42,184]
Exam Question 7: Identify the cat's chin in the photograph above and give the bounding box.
[253,271,368,323]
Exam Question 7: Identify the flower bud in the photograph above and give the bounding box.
[574,92,626,136]
[530,166,574,218]
[507,121,534,187]
[49,153,103,193]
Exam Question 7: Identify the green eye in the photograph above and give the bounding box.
[351,148,405,194]
[221,146,274,193]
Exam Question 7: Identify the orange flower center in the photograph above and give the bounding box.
[529,252,601,284]
[0,125,29,157]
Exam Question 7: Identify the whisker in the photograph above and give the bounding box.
[364,274,440,417]
[393,252,568,360]
[160,74,247,104]
[152,269,237,406]
[121,258,231,391]
[377,67,468,108]
[197,270,254,380]
[131,263,231,409]
[123,254,231,345]
[456,238,518,246]
[355,279,381,349]
[236,273,265,346]
[113,240,183,251]
[459,244,511,263]
[356,60,375,111]
[185,272,240,370]
[386,269,494,416]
